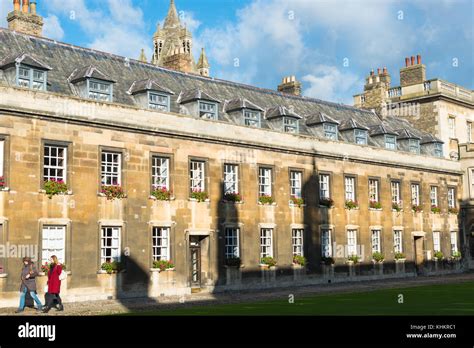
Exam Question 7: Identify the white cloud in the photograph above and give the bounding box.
[43,15,64,41]
[0,0,13,28]
[302,65,361,105]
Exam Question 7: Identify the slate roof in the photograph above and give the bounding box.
[306,111,340,126]
[0,28,443,149]
[369,124,399,136]
[68,65,116,84]
[339,118,370,131]
[128,78,175,95]
[225,98,264,113]
[396,128,422,140]
[0,52,52,70]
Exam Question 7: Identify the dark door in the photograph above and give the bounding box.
[190,237,201,288]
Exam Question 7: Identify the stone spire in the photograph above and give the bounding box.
[163,0,180,29]
[138,48,147,63]
[197,48,210,77]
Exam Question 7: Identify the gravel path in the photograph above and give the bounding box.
[2,272,473,316]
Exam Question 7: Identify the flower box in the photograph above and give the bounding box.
[394,252,406,261]
[412,204,423,213]
[101,185,126,200]
[100,261,124,274]
[372,252,384,263]
[151,186,172,201]
[258,195,274,205]
[369,200,382,209]
[345,200,359,210]
[223,192,242,203]
[391,202,402,212]
[448,207,459,215]
[292,255,307,267]
[260,256,277,267]
[430,205,441,214]
[0,176,6,189]
[190,190,209,202]
[319,197,334,208]
[152,259,175,272]
[290,196,305,207]
[44,179,68,199]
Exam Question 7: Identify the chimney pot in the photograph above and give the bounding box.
[13,0,21,11]
[377,68,381,75]
[417,54,421,65]
[383,67,387,74]
[370,69,374,76]
[411,56,415,66]
[30,0,37,14]
[22,0,30,13]
[405,57,410,67]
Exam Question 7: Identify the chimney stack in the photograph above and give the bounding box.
[7,0,44,36]
[22,0,29,13]
[400,54,426,87]
[278,75,302,96]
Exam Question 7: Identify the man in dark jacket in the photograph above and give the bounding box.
[16,257,43,313]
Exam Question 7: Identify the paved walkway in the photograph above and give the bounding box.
[2,272,473,316]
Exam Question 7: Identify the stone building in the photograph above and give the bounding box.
[354,55,474,267]
[0,1,467,304]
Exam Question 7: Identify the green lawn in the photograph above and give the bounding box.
[127,281,474,316]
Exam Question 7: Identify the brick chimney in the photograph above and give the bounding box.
[278,76,302,96]
[7,0,43,37]
[400,54,426,87]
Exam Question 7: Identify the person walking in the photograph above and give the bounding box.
[43,255,64,313]
[16,257,43,313]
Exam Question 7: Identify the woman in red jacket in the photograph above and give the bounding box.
[43,255,64,313]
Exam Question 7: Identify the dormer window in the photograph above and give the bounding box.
[128,79,174,112]
[323,123,338,140]
[355,129,368,145]
[149,92,170,111]
[68,65,116,103]
[284,117,299,133]
[409,139,420,154]
[0,53,52,92]
[199,101,218,120]
[385,135,397,150]
[244,110,261,127]
[88,79,112,102]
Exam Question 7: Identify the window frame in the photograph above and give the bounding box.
[385,135,397,150]
[321,228,333,258]
[411,183,420,206]
[430,186,438,207]
[100,149,123,187]
[224,227,240,259]
[16,64,47,91]
[189,158,207,194]
[41,225,66,265]
[391,180,401,204]
[223,163,239,195]
[347,229,358,256]
[289,169,303,199]
[283,117,299,134]
[450,231,458,254]
[368,178,380,203]
[87,78,113,102]
[292,228,304,257]
[323,123,338,140]
[260,228,274,259]
[447,187,456,209]
[344,175,356,201]
[198,100,218,120]
[371,229,381,254]
[354,129,368,145]
[151,154,171,192]
[319,173,331,199]
[448,116,456,139]
[433,231,441,253]
[243,109,261,127]
[434,143,443,157]
[258,166,273,198]
[152,226,170,261]
[393,229,403,253]
[409,139,420,154]
[148,91,170,112]
[100,226,121,264]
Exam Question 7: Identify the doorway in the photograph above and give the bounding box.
[189,236,201,289]
[414,236,425,274]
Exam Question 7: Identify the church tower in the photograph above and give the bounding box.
[151,0,210,77]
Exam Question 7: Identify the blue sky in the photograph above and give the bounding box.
[1,0,472,104]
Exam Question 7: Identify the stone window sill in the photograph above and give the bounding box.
[98,193,128,199]
[149,195,176,201]
[258,202,277,206]
[369,208,383,211]
[0,187,10,192]
[289,202,306,208]
[188,198,210,203]
[39,189,73,196]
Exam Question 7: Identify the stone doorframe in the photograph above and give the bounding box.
[184,229,214,288]
[412,231,426,273]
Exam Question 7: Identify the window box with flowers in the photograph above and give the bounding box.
[100,185,126,200]
[392,202,403,212]
[260,256,277,269]
[346,254,360,264]
[448,207,459,215]
[44,179,69,199]
[292,255,307,267]
[99,261,124,274]
[372,252,384,263]
[290,196,305,207]
[433,251,444,261]
[319,197,334,208]
[369,200,382,210]
[223,192,242,203]
[345,200,359,210]
[0,176,8,191]
[151,186,172,201]
[431,205,441,214]
[450,251,461,261]
[190,189,209,202]
[394,252,406,262]
[412,204,423,213]
[258,195,275,205]
[151,259,175,272]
